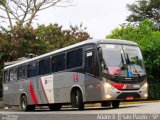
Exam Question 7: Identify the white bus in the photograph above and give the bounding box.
[3,39,148,111]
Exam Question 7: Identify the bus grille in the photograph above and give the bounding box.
[116,92,141,99]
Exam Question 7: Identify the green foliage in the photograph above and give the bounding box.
[35,23,91,52]
[126,0,160,29]
[0,0,6,6]
[107,19,160,99]
[0,23,91,61]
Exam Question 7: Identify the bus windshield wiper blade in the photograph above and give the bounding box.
[126,53,140,77]
[119,52,125,68]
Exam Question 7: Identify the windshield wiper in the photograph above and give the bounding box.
[119,52,125,68]
[126,53,140,77]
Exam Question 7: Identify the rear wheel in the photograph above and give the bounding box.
[71,89,84,110]
[49,104,62,111]
[20,95,35,111]
[112,100,120,108]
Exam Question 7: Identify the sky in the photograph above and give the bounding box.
[34,0,137,38]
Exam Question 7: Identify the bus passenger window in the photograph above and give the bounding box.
[52,54,65,72]
[39,58,51,75]
[18,66,27,80]
[9,68,17,82]
[67,48,82,69]
[28,62,39,78]
[67,51,74,69]
[74,49,82,67]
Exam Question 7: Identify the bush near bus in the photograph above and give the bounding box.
[107,19,160,99]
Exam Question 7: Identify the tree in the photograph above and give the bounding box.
[0,0,72,31]
[12,23,91,58]
[0,23,91,62]
[107,19,160,99]
[0,0,73,59]
[126,0,160,29]
[36,23,91,52]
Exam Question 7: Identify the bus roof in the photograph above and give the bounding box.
[4,39,138,70]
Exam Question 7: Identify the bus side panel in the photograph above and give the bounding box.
[84,75,101,102]
[3,82,22,105]
[53,72,85,103]
[3,80,31,106]
[18,80,33,105]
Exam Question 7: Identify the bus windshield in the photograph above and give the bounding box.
[100,44,146,77]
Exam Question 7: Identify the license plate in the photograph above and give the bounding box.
[125,96,134,100]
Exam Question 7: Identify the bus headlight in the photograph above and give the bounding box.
[106,95,112,99]
[141,83,148,89]
[104,83,112,88]
[144,94,148,98]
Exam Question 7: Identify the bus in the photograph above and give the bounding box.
[3,39,148,111]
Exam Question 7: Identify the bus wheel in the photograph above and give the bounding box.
[101,102,111,107]
[20,95,35,111]
[112,100,120,108]
[49,104,62,111]
[71,89,84,110]
[77,90,84,110]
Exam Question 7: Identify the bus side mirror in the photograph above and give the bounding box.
[97,47,103,62]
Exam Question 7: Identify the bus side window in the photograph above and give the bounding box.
[9,68,17,82]
[39,58,51,75]
[67,48,82,69]
[52,53,65,72]
[4,70,9,83]
[74,48,83,68]
[18,66,27,80]
[28,62,39,78]
[67,51,74,69]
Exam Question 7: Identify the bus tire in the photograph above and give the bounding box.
[77,89,84,110]
[101,101,111,107]
[71,89,84,110]
[20,95,35,111]
[112,100,120,108]
[49,104,62,111]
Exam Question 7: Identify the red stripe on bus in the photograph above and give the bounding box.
[30,81,38,104]
[40,79,49,103]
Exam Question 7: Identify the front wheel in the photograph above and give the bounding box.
[112,100,120,108]
[71,89,84,110]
